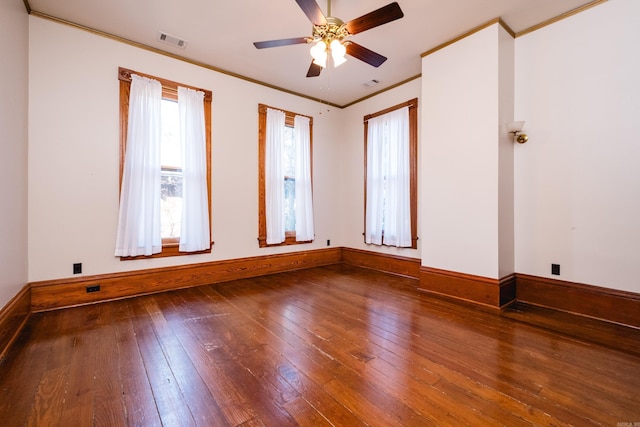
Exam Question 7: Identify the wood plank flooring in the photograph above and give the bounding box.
[1,265,639,426]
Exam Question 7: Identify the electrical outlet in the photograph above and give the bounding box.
[73,263,82,274]
[86,285,100,293]
[327,239,331,246]
[551,264,560,275]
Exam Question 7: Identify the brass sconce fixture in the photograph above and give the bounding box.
[506,121,528,144]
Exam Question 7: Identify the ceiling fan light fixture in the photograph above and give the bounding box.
[310,41,328,68]
[310,40,328,68]
[313,52,328,68]
[330,39,347,66]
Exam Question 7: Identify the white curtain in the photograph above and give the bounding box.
[265,108,286,244]
[178,86,210,252]
[115,75,162,256]
[294,115,314,241]
[365,106,411,247]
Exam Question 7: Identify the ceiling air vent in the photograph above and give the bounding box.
[157,31,187,49]
[363,79,380,88]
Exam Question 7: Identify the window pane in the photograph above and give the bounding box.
[161,99,182,239]
[161,99,182,167]
[161,168,182,238]
[283,125,296,232]
[282,126,295,177]
[284,177,295,232]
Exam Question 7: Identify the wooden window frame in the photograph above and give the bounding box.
[364,98,418,249]
[118,67,213,259]
[257,103,314,248]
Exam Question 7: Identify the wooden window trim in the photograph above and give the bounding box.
[364,98,418,249]
[118,67,213,260]
[257,103,314,248]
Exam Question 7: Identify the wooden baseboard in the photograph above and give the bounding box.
[30,248,341,312]
[418,266,516,309]
[28,247,419,312]
[0,285,31,360]
[15,245,640,331]
[341,247,421,279]
[516,273,640,328]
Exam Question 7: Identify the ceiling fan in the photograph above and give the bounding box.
[253,0,404,77]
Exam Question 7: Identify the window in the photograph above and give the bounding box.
[364,99,418,248]
[117,67,212,258]
[258,104,314,247]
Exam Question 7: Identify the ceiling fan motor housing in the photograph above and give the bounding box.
[313,16,349,44]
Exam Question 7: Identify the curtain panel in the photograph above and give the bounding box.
[265,108,286,244]
[115,75,163,257]
[178,86,210,252]
[294,115,314,241]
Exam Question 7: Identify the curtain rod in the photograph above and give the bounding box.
[118,67,212,101]
[363,99,417,122]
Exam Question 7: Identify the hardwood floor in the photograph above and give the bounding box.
[1,265,639,426]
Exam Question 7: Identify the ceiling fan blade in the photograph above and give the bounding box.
[345,42,387,67]
[295,0,327,26]
[306,61,322,77]
[345,2,404,35]
[253,37,309,49]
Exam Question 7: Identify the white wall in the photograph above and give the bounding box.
[514,0,640,293]
[339,79,422,259]
[22,0,640,297]
[28,16,341,282]
[421,24,503,279]
[0,0,29,309]
[497,28,515,279]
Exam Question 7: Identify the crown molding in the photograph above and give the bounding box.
[421,0,607,58]
[24,0,609,108]
[341,74,422,109]
[515,0,607,37]
[28,10,344,109]
[420,18,511,58]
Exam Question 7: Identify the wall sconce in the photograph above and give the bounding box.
[506,121,528,144]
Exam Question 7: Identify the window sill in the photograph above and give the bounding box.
[258,236,313,248]
[119,242,213,260]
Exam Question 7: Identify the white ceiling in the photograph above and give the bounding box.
[27,0,599,106]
